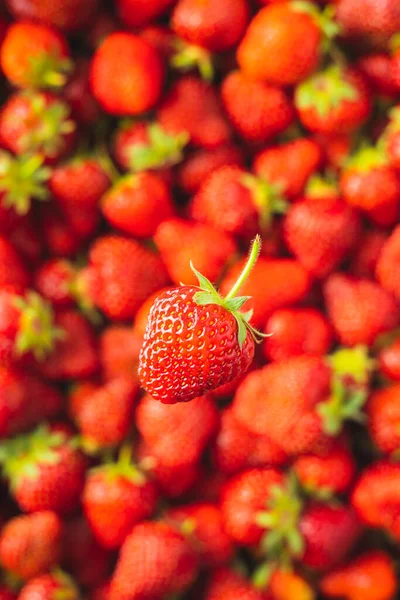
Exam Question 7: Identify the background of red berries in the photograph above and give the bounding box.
[1,0,400,598]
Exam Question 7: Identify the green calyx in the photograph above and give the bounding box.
[19,92,75,158]
[28,52,73,89]
[256,474,305,563]
[318,345,375,436]
[0,151,51,215]
[344,144,388,173]
[191,235,268,347]
[128,123,189,172]
[241,174,288,230]
[171,38,214,81]
[92,445,146,486]
[305,173,338,199]
[295,64,359,117]
[291,1,340,48]
[52,569,80,600]
[0,424,65,490]
[14,290,64,361]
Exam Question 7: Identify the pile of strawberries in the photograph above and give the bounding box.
[2,0,400,598]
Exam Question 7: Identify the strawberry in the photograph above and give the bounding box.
[99,325,142,382]
[84,235,170,320]
[293,438,356,495]
[340,146,400,227]
[350,229,387,279]
[38,309,99,380]
[283,195,362,278]
[324,274,399,346]
[204,567,270,600]
[295,65,371,134]
[83,446,159,549]
[253,138,323,201]
[190,166,286,239]
[5,0,99,31]
[71,377,138,450]
[133,287,174,339]
[220,256,311,328]
[0,237,29,291]
[269,569,315,600]
[101,172,175,238]
[154,217,236,286]
[39,203,81,258]
[0,423,87,514]
[172,0,249,52]
[352,460,400,538]
[0,151,50,216]
[177,144,243,195]
[112,120,188,173]
[213,407,287,475]
[116,0,175,27]
[0,288,63,366]
[378,336,400,381]
[166,502,234,566]
[0,366,62,438]
[18,572,79,600]
[34,259,77,309]
[357,53,400,98]
[367,384,400,454]
[63,58,102,125]
[157,76,232,149]
[109,521,198,600]
[320,550,397,600]
[376,225,400,299]
[237,2,337,85]
[90,32,164,116]
[335,0,400,50]
[0,22,72,89]
[136,393,219,466]
[381,106,400,170]
[0,510,62,579]
[221,70,294,144]
[263,308,333,362]
[62,516,111,588]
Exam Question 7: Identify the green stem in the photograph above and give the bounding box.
[224,235,261,301]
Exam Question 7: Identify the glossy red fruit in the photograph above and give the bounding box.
[376,225,400,299]
[205,567,270,600]
[5,0,99,31]
[367,384,400,454]
[116,0,175,27]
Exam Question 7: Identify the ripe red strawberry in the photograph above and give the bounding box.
[172,0,249,52]
[63,516,111,588]
[0,22,72,89]
[263,308,333,362]
[324,274,399,346]
[204,567,270,600]
[335,0,400,50]
[283,195,361,278]
[213,407,287,475]
[84,235,170,320]
[109,521,198,600]
[38,309,99,380]
[340,146,400,227]
[367,384,400,454]
[71,377,138,449]
[357,53,400,98]
[0,423,87,514]
[83,446,159,549]
[116,0,174,27]
[253,138,323,201]
[295,66,371,134]
[293,438,356,495]
[133,287,174,339]
[0,366,62,438]
[34,258,78,309]
[237,2,337,85]
[157,76,232,149]
[154,217,236,286]
[190,166,286,239]
[0,91,76,165]
[136,393,219,466]
[177,144,243,195]
[220,257,311,328]
[102,173,175,238]
[112,120,188,173]
[352,461,400,538]
[99,325,142,382]
[378,336,400,381]
[0,236,29,291]
[0,510,62,579]
[90,32,164,116]
[376,225,400,299]
[350,229,387,279]
[269,569,314,600]
[381,106,400,170]
[321,550,397,600]
[166,502,234,566]
[18,572,79,600]
[5,0,99,31]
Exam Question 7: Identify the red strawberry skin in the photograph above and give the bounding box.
[5,0,99,31]
[139,286,254,403]
[367,384,400,454]
[205,567,270,600]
